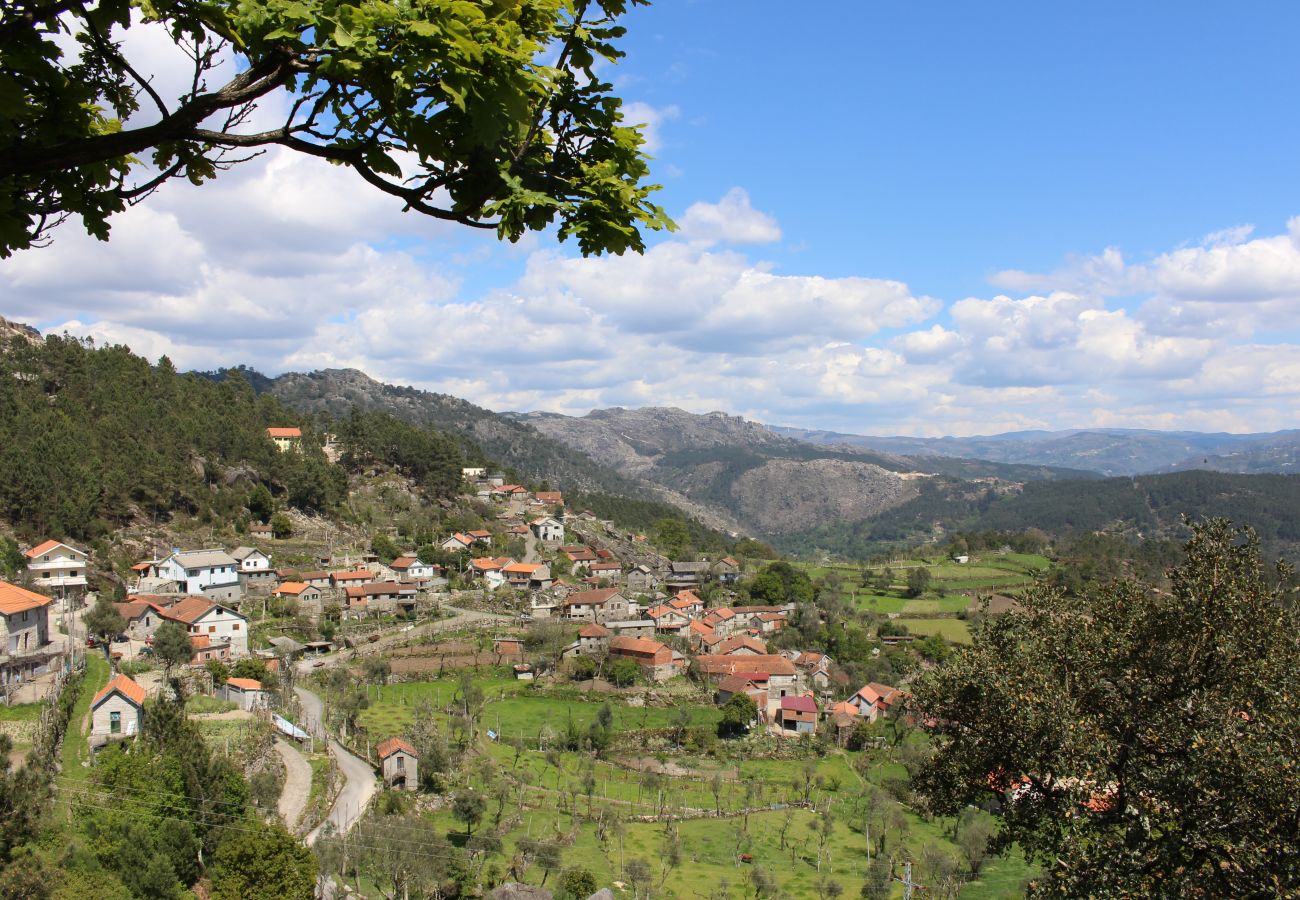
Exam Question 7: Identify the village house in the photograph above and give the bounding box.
[24,539,89,599]
[470,557,513,590]
[777,695,818,735]
[462,467,487,480]
[534,491,563,507]
[232,546,276,589]
[189,634,231,664]
[329,569,372,591]
[669,590,705,617]
[266,426,301,452]
[221,677,268,710]
[344,582,418,616]
[156,550,243,605]
[792,651,836,690]
[563,587,633,624]
[577,622,610,656]
[587,561,623,582]
[604,619,656,639]
[288,570,332,590]
[248,522,273,539]
[115,597,168,641]
[272,582,323,617]
[529,516,565,544]
[666,560,710,593]
[159,596,249,657]
[826,701,861,746]
[715,674,768,720]
[377,737,420,791]
[645,604,690,636]
[711,556,742,585]
[502,562,553,590]
[390,555,436,582]
[441,533,474,554]
[702,607,739,637]
[0,581,53,685]
[608,635,676,682]
[712,634,769,656]
[624,564,657,593]
[850,682,906,722]
[695,655,800,711]
[563,547,599,574]
[687,619,715,649]
[90,674,146,743]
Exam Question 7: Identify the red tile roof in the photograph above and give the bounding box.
[578,623,610,638]
[377,737,419,759]
[92,674,146,707]
[696,655,797,677]
[24,539,66,558]
[266,427,301,438]
[781,694,818,714]
[160,596,217,625]
[226,677,263,691]
[0,581,53,615]
[274,581,312,596]
[564,588,622,607]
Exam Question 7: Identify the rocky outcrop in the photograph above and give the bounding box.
[730,458,916,533]
[0,316,42,347]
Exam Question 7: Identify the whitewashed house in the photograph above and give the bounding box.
[530,516,565,544]
[232,546,275,589]
[157,550,242,604]
[159,596,249,656]
[24,540,89,599]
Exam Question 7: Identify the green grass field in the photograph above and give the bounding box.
[59,653,109,800]
[410,739,1033,898]
[894,618,973,644]
[0,702,42,722]
[358,676,720,745]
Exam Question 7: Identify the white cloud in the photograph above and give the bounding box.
[620,101,679,154]
[678,188,782,245]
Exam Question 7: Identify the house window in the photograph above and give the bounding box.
[42,572,49,578]
[395,756,404,771]
[232,623,240,630]
[110,711,121,734]
[208,625,217,633]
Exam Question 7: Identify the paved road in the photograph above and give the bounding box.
[274,738,312,832]
[295,685,378,847]
[523,529,539,564]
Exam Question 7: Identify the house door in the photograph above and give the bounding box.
[110,711,121,734]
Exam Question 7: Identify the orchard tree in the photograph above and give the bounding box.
[83,595,126,646]
[0,0,670,258]
[152,621,193,675]
[912,519,1300,898]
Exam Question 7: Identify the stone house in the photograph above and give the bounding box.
[377,737,419,791]
[221,677,268,710]
[159,596,249,656]
[563,588,632,624]
[0,581,53,685]
[608,635,675,682]
[90,674,145,742]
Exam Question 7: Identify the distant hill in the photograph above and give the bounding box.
[781,469,1300,562]
[770,424,1300,477]
[516,406,1094,536]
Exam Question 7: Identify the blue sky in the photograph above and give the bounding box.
[3,2,1300,436]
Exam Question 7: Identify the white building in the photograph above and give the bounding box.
[231,546,271,572]
[529,516,565,544]
[24,540,89,598]
[159,596,249,657]
[157,550,242,604]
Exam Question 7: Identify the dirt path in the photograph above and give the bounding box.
[191,708,253,721]
[275,738,312,832]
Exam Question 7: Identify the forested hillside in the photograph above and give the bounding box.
[0,337,468,542]
[784,470,1300,562]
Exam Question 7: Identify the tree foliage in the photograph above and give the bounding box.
[912,519,1300,897]
[151,622,192,674]
[0,0,671,257]
[208,820,315,900]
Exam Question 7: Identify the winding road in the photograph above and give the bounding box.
[291,605,511,846]
[274,738,312,832]
[294,683,378,847]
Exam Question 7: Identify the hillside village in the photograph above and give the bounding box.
[0,338,1287,899]
[0,421,967,899]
